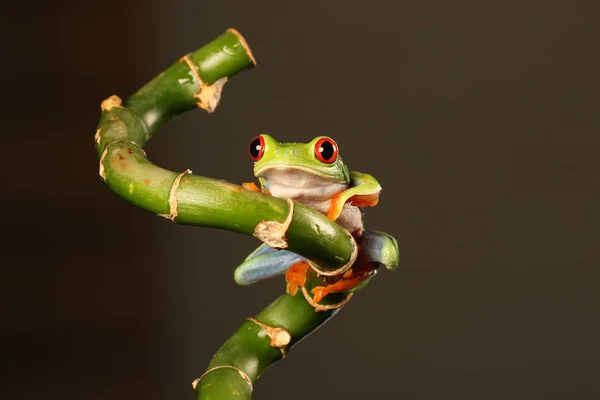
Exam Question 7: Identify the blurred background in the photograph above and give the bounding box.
[2,1,599,399]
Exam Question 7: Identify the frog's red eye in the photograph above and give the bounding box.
[249,135,265,161]
[314,137,338,164]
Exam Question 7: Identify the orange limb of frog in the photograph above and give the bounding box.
[326,192,343,220]
[310,263,377,303]
[285,261,309,296]
[348,192,380,207]
[327,191,381,220]
[242,182,271,195]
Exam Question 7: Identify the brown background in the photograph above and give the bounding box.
[2,1,600,399]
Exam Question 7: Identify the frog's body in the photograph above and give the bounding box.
[258,166,364,235]
[234,134,397,302]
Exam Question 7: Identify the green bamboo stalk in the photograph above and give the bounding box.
[95,29,356,271]
[94,29,388,400]
[194,274,352,400]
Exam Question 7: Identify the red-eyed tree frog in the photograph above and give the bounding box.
[235,134,398,303]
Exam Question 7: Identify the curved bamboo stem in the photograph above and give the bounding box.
[95,29,356,271]
[94,29,382,400]
[194,273,352,400]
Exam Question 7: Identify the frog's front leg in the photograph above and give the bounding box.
[327,171,382,221]
[234,244,305,286]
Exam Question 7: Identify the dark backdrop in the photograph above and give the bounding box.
[2,1,600,399]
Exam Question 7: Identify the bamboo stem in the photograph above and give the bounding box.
[194,274,351,400]
[94,29,388,400]
[94,29,356,271]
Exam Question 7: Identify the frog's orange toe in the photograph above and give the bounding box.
[285,261,309,296]
[242,182,271,195]
[242,182,261,192]
[311,286,328,303]
[286,281,299,296]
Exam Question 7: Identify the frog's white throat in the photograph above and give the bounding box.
[256,166,348,201]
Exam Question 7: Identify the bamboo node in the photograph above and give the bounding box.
[99,140,145,181]
[307,228,358,276]
[301,287,353,312]
[227,28,257,66]
[180,54,228,113]
[193,365,253,391]
[247,318,291,357]
[194,77,228,113]
[159,169,192,221]
[100,95,122,112]
[253,198,294,249]
[180,53,202,83]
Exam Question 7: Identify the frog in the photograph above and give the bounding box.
[234,134,398,303]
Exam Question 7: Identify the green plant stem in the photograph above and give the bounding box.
[195,274,351,400]
[94,29,381,400]
[95,29,355,271]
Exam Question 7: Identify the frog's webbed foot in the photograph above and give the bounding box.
[242,182,271,195]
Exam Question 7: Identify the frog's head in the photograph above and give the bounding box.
[249,134,350,194]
